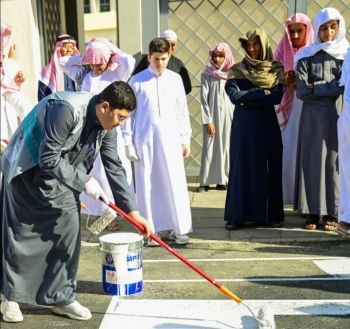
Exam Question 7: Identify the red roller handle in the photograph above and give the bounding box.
[100,199,242,304]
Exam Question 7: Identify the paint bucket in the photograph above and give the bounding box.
[99,232,143,296]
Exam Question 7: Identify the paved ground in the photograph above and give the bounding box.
[81,183,345,247]
[1,183,349,328]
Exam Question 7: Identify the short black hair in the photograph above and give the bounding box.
[96,81,137,112]
[148,38,170,55]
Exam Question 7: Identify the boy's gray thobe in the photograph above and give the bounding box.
[295,50,343,217]
[0,92,137,305]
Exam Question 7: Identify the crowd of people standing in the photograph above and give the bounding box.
[1,5,350,324]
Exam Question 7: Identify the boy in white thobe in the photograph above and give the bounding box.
[337,46,350,237]
[273,13,314,207]
[125,38,192,245]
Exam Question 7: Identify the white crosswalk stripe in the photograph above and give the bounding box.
[99,299,350,329]
[99,257,350,328]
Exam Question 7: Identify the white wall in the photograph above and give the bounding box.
[84,10,117,44]
[1,0,41,106]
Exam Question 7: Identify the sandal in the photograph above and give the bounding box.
[225,222,237,230]
[322,216,337,232]
[303,215,319,230]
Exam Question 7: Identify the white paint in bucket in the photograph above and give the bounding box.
[99,232,143,296]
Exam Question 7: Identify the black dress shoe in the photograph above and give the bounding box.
[196,185,209,192]
[216,184,227,191]
[267,222,284,228]
[225,223,237,230]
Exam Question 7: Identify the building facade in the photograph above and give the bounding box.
[1,0,349,175]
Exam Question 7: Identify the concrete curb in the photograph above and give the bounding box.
[80,235,348,252]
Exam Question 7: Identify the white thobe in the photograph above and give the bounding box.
[281,91,303,206]
[61,52,135,216]
[0,80,31,186]
[338,50,350,223]
[1,59,32,141]
[198,74,234,186]
[338,101,350,223]
[1,91,31,141]
[126,68,192,234]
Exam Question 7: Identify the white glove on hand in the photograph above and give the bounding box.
[84,177,108,203]
[0,140,8,155]
[125,145,139,161]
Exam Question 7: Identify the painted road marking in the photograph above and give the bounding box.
[144,256,349,263]
[99,299,350,329]
[144,257,350,283]
[99,258,350,327]
[142,257,350,282]
[314,258,350,276]
[143,276,350,283]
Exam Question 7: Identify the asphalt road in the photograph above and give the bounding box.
[2,239,349,329]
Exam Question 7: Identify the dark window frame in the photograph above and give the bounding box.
[84,0,91,14]
[100,0,110,12]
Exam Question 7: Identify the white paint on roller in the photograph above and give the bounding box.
[313,258,350,277]
[99,299,350,329]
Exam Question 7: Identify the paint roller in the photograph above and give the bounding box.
[100,198,275,329]
[1,132,273,327]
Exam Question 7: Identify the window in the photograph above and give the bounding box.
[100,0,110,12]
[84,0,91,13]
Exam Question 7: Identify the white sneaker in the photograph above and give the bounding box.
[52,301,92,320]
[145,233,160,247]
[166,230,190,245]
[1,301,24,322]
[146,238,160,247]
